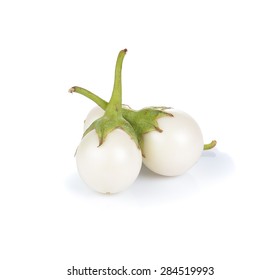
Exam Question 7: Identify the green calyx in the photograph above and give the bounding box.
[70,84,173,152]
[121,106,173,152]
[84,114,138,147]
[69,49,217,153]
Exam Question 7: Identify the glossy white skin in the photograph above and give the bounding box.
[76,129,142,193]
[142,110,204,176]
[84,106,105,131]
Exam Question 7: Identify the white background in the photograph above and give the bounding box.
[1,1,280,279]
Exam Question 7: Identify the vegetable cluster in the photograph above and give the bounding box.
[69,49,216,194]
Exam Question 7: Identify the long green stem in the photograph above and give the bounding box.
[204,140,217,150]
[105,49,127,117]
[69,86,108,110]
